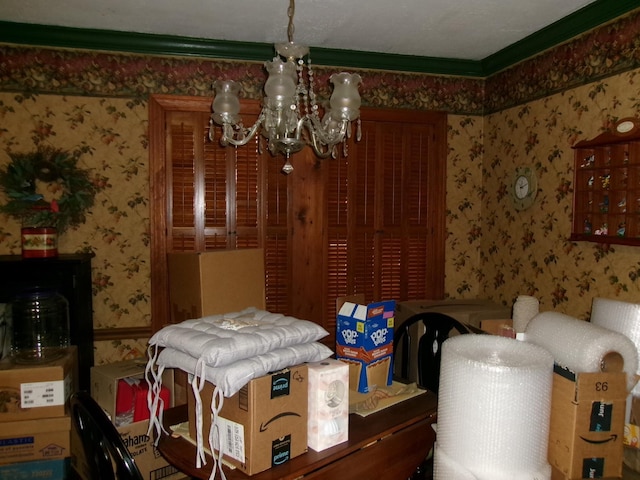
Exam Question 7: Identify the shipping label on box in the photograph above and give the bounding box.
[336,300,395,393]
[0,416,70,465]
[188,364,308,476]
[307,359,349,452]
[0,347,77,422]
[168,249,266,324]
[548,365,626,480]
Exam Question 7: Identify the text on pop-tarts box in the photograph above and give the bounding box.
[335,300,395,393]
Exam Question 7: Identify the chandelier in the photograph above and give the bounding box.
[209,0,362,174]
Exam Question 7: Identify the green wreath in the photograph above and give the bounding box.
[0,146,96,234]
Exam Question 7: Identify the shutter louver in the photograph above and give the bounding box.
[203,121,228,249]
[168,112,200,251]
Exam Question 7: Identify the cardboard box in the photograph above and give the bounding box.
[168,249,266,324]
[0,347,77,422]
[89,359,183,480]
[336,300,395,393]
[307,359,349,452]
[91,359,174,423]
[480,319,515,337]
[548,366,626,479]
[0,416,70,465]
[0,458,70,479]
[395,299,512,329]
[188,364,308,475]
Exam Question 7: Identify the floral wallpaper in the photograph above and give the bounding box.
[481,73,640,320]
[0,8,639,363]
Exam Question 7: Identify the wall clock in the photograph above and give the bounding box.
[511,166,538,211]
[614,117,639,135]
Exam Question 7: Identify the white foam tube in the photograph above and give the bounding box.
[512,295,540,333]
[434,335,554,480]
[590,297,640,393]
[525,311,639,391]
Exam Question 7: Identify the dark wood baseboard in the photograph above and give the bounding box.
[93,326,152,341]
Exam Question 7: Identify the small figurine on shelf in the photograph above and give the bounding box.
[617,222,626,237]
[600,195,609,213]
[600,173,611,189]
[581,154,595,168]
[595,223,608,236]
[618,198,627,212]
[584,219,592,235]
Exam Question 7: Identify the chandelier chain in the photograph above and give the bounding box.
[287,0,296,43]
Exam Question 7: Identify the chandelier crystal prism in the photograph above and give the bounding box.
[209,0,362,174]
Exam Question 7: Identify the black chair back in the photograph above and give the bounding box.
[394,312,470,393]
[70,390,144,480]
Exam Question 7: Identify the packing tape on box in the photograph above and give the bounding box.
[524,311,639,391]
[590,297,640,394]
[434,335,554,480]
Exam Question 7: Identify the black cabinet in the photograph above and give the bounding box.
[0,254,94,390]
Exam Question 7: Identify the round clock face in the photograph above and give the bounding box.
[514,175,529,199]
[617,120,635,134]
[511,167,537,211]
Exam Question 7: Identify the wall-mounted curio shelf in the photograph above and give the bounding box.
[571,118,640,246]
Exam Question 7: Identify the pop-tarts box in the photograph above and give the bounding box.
[335,300,395,393]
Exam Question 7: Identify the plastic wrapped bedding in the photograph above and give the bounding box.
[148,307,329,367]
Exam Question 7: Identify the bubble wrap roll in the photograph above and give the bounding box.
[590,297,640,392]
[525,311,639,391]
[435,335,554,480]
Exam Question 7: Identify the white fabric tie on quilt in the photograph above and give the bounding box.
[146,308,330,480]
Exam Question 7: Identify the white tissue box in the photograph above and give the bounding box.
[307,359,349,452]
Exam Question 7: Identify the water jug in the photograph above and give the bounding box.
[11,288,70,364]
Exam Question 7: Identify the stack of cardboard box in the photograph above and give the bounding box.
[87,358,186,480]
[0,347,77,478]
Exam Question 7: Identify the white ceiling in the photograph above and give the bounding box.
[0,0,598,60]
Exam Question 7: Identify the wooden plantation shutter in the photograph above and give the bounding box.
[150,95,290,330]
[150,96,446,341]
[323,109,447,336]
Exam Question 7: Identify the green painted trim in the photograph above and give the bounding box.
[482,0,640,75]
[1,0,638,78]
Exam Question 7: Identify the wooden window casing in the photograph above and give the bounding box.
[150,95,446,343]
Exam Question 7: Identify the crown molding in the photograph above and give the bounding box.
[0,0,637,78]
[482,0,640,75]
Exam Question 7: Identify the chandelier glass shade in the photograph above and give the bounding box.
[209,0,362,174]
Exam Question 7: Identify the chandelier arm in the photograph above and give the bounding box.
[220,114,265,147]
[300,117,340,159]
[307,115,349,146]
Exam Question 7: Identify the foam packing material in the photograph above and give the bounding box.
[590,297,640,393]
[525,311,639,391]
[434,335,554,480]
[512,295,539,333]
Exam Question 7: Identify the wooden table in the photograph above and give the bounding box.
[157,392,437,480]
